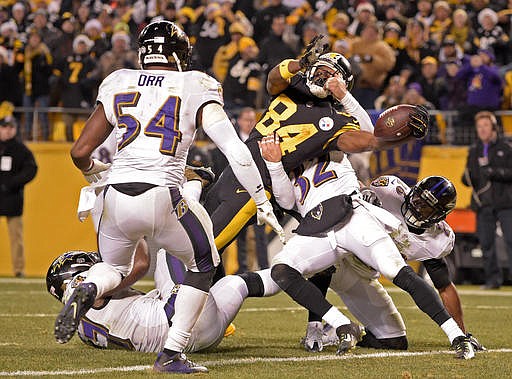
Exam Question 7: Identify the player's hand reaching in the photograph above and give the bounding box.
[82,159,111,183]
[259,134,282,162]
[408,104,429,139]
[360,188,382,207]
[256,199,286,244]
[298,34,330,70]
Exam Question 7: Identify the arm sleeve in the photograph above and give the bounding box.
[340,92,374,132]
[264,160,296,210]
[202,102,267,205]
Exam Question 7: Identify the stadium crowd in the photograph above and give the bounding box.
[1,0,512,143]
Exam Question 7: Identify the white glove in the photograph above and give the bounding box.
[82,159,111,183]
[256,200,286,244]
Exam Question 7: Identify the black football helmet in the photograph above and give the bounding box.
[138,20,192,71]
[306,52,354,98]
[46,251,101,302]
[401,176,457,229]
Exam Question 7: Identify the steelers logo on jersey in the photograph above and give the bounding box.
[318,117,334,131]
[371,176,390,187]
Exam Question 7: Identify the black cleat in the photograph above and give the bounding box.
[54,282,97,344]
[451,335,475,360]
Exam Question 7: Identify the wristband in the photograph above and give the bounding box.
[279,59,296,82]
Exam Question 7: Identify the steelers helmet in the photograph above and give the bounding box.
[306,52,354,98]
[401,176,457,229]
[138,20,192,71]
[46,251,101,302]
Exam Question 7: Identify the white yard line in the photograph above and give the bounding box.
[1,349,511,376]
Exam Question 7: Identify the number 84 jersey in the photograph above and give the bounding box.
[97,68,224,187]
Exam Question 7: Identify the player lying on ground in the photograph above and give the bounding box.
[260,135,476,359]
[302,175,485,353]
[46,243,410,353]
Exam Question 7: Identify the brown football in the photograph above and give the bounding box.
[374,104,415,142]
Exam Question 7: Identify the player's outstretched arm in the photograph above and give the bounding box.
[200,103,285,242]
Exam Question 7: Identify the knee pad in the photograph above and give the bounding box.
[239,271,265,297]
[271,264,302,291]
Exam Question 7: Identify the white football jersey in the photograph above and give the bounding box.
[97,68,223,187]
[292,154,360,217]
[369,175,455,261]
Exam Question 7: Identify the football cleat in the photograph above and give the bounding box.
[185,165,216,189]
[153,351,208,374]
[336,322,365,355]
[467,333,486,351]
[54,282,97,343]
[451,335,475,360]
[224,322,236,337]
[321,324,339,347]
[301,321,324,352]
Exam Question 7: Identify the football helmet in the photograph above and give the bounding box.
[138,20,192,71]
[306,53,354,98]
[401,176,457,229]
[46,251,101,302]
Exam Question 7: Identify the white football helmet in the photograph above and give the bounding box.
[306,53,354,98]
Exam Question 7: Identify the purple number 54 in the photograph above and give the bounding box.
[114,92,182,155]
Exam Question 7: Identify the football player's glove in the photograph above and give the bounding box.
[256,200,286,244]
[82,159,111,183]
[299,34,330,71]
[408,104,429,139]
[360,188,382,207]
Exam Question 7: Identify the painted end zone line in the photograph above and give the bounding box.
[1,349,511,376]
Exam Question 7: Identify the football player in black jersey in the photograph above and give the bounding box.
[203,36,429,269]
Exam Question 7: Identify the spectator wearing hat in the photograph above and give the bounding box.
[76,2,92,32]
[455,49,503,143]
[53,34,100,141]
[11,2,29,35]
[438,35,469,70]
[51,12,77,66]
[98,31,138,80]
[347,1,376,37]
[0,103,38,277]
[416,56,443,109]
[377,1,408,32]
[351,21,396,109]
[21,28,53,141]
[430,1,452,47]
[223,36,262,110]
[474,8,509,66]
[327,12,351,44]
[83,19,109,59]
[30,9,61,55]
[374,74,406,110]
[448,8,475,53]
[383,21,404,50]
[212,22,247,82]
[438,57,467,110]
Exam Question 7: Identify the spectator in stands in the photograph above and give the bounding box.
[29,9,60,56]
[377,1,408,32]
[76,2,92,32]
[212,22,246,82]
[448,8,474,54]
[98,31,138,80]
[437,35,470,74]
[84,19,110,60]
[327,12,351,45]
[416,56,442,108]
[11,2,29,35]
[462,111,512,289]
[257,14,297,75]
[53,34,100,142]
[51,12,77,70]
[252,0,291,43]
[222,37,262,110]
[21,28,53,141]
[193,2,229,73]
[351,21,396,109]
[414,0,434,28]
[374,75,406,110]
[475,8,509,66]
[430,1,452,47]
[0,104,38,277]
[347,1,375,37]
[455,49,503,141]
[0,46,22,106]
[438,58,467,110]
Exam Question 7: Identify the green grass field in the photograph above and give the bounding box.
[1,278,511,378]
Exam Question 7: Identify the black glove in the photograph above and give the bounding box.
[298,34,330,70]
[360,188,382,207]
[408,104,429,139]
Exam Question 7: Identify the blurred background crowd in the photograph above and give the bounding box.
[1,0,512,145]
